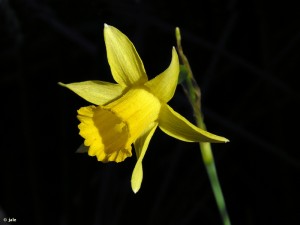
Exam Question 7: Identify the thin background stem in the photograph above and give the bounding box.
[176,27,231,225]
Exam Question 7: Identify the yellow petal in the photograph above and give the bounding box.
[104,24,148,86]
[131,122,158,193]
[159,104,229,143]
[58,81,123,105]
[145,47,180,102]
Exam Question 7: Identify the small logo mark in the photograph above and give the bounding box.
[3,217,17,223]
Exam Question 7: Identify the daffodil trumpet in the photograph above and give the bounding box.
[59,24,229,193]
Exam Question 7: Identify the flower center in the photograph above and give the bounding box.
[77,87,161,162]
[92,108,129,154]
[105,87,161,147]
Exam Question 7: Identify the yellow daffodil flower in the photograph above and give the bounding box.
[59,24,228,193]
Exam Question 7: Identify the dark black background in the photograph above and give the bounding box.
[1,0,300,225]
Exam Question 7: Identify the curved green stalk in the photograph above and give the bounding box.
[176,27,231,225]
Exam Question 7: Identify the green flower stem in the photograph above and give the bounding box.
[176,27,231,225]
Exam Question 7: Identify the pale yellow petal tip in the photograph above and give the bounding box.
[131,164,143,194]
[217,136,230,143]
[224,138,230,143]
[131,172,142,193]
[104,23,109,28]
[132,187,140,194]
[131,182,141,194]
[58,82,66,87]
[172,47,178,56]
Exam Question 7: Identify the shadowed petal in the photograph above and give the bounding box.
[159,104,229,143]
[58,81,123,105]
[104,24,148,86]
[76,143,88,153]
[131,122,158,193]
[145,48,179,102]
